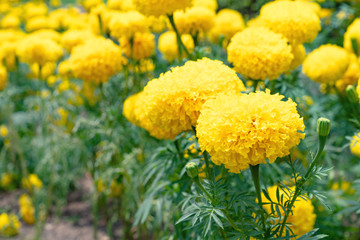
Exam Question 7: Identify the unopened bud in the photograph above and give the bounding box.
[186,162,199,179]
[346,85,359,103]
[317,118,331,137]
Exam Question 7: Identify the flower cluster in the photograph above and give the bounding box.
[19,194,36,225]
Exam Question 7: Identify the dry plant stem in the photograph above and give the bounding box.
[167,14,192,60]
[278,135,327,237]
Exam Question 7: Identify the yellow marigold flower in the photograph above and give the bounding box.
[58,79,71,92]
[350,132,360,157]
[58,60,72,78]
[209,9,245,45]
[158,31,194,62]
[107,0,135,10]
[335,54,360,92]
[61,29,97,52]
[0,66,7,91]
[0,213,20,237]
[261,186,316,238]
[133,0,192,17]
[174,7,215,35]
[0,41,17,70]
[25,16,52,32]
[302,44,350,84]
[0,173,12,187]
[123,91,169,139]
[134,59,155,73]
[1,14,20,29]
[142,58,246,139]
[16,36,63,66]
[120,32,155,60]
[197,90,305,173]
[289,44,306,70]
[23,2,47,20]
[67,38,126,84]
[192,0,218,11]
[258,0,321,43]
[28,62,57,80]
[0,125,8,138]
[109,11,149,40]
[82,0,103,11]
[331,181,355,195]
[30,29,61,42]
[148,16,167,33]
[0,29,25,43]
[50,0,62,7]
[22,174,43,191]
[227,26,293,81]
[344,18,360,56]
[19,194,35,225]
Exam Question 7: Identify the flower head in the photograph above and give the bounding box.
[174,6,215,35]
[258,0,321,43]
[302,44,350,84]
[197,90,305,173]
[209,9,245,45]
[61,29,97,52]
[193,0,218,11]
[262,186,316,237]
[16,36,63,66]
[158,31,194,62]
[141,58,245,139]
[336,54,360,92]
[350,132,360,157]
[109,11,148,39]
[133,0,192,17]
[227,26,293,80]
[120,32,155,60]
[289,44,306,70]
[344,18,360,56]
[67,38,126,84]
[0,213,20,237]
[0,66,7,91]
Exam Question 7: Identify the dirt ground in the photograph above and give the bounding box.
[0,175,116,240]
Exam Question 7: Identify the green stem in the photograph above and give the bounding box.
[167,14,192,60]
[278,135,327,237]
[250,165,266,233]
[203,151,212,181]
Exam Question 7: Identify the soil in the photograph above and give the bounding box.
[0,174,117,240]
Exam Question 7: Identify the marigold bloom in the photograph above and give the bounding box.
[133,0,192,17]
[1,14,20,29]
[289,44,306,70]
[0,125,8,137]
[0,213,20,237]
[158,31,194,62]
[193,0,218,11]
[142,58,246,139]
[109,11,148,39]
[120,32,155,60]
[123,91,169,139]
[107,0,135,10]
[227,26,293,80]
[258,0,321,43]
[0,173,12,187]
[148,16,167,33]
[22,174,43,191]
[344,18,360,56]
[67,38,126,84]
[16,36,63,66]
[61,29,97,52]
[25,16,51,32]
[174,7,215,35]
[30,29,61,42]
[0,66,7,91]
[262,186,316,238]
[350,132,360,157]
[209,9,245,45]
[336,54,360,92]
[19,194,35,225]
[302,44,350,84]
[197,90,305,173]
[23,2,47,20]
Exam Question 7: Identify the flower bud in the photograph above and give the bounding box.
[346,85,359,103]
[185,162,199,179]
[317,117,331,137]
